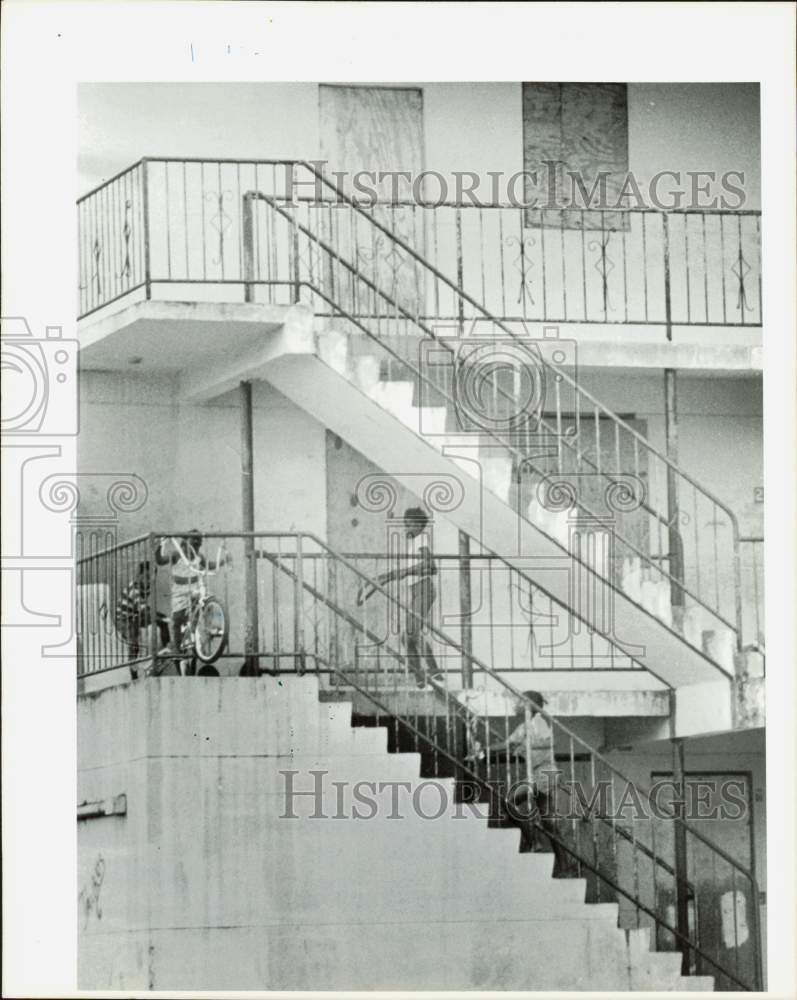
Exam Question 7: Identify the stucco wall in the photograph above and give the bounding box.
[578,371,763,530]
[79,82,760,209]
[77,371,328,539]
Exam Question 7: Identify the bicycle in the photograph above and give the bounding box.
[155,536,231,675]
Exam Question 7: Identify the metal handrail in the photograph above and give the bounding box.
[317,666,739,986]
[263,529,763,991]
[218,530,754,882]
[252,188,744,649]
[76,155,754,646]
[74,155,750,539]
[263,530,757,877]
[74,527,762,884]
[73,527,764,987]
[291,159,743,538]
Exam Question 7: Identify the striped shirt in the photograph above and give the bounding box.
[170,545,204,613]
[115,578,165,633]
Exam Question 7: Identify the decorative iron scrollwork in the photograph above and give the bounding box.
[505,234,536,308]
[204,190,234,266]
[120,199,132,282]
[588,229,616,314]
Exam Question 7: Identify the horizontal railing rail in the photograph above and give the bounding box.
[74,529,762,990]
[75,534,651,678]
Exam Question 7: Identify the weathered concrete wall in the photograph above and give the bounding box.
[77,676,713,991]
[78,371,327,540]
[77,370,329,673]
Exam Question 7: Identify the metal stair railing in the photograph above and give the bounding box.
[74,158,758,666]
[256,530,762,992]
[242,162,747,671]
[293,549,651,676]
[73,527,763,989]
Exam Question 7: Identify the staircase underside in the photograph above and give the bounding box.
[180,313,733,700]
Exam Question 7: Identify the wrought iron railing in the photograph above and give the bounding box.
[277,530,764,991]
[76,159,762,671]
[77,158,762,328]
[251,162,748,669]
[306,551,648,675]
[75,535,649,679]
[75,530,763,991]
[77,161,149,317]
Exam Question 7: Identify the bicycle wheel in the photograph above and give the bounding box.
[193,595,228,664]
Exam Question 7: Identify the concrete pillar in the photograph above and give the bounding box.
[241,380,260,672]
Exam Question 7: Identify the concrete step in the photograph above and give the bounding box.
[79,674,725,991]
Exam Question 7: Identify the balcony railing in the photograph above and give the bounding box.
[78,157,762,328]
[76,533,652,680]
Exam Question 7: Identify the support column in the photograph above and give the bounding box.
[664,368,685,631]
[671,735,691,975]
[662,214,684,630]
[242,192,255,304]
[240,380,260,673]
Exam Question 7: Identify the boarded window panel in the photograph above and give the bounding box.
[522,82,565,212]
[523,82,629,230]
[319,85,425,317]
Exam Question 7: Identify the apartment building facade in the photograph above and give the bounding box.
[74,82,764,991]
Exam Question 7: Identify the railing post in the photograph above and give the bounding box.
[240,380,260,673]
[671,736,691,975]
[294,534,306,674]
[141,159,151,301]
[664,369,685,628]
[242,191,255,304]
[749,874,765,990]
[148,532,159,674]
[662,214,685,629]
[288,163,301,304]
[458,531,474,687]
[455,207,465,337]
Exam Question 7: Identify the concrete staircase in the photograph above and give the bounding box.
[78,675,713,990]
[177,305,738,732]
